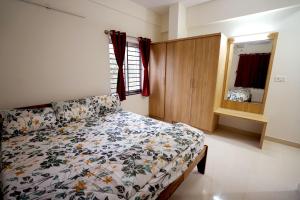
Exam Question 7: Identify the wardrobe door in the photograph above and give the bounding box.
[149,43,166,119]
[190,36,221,131]
[165,40,195,124]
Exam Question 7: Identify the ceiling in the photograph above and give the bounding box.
[131,0,213,14]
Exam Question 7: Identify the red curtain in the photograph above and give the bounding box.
[234,53,271,89]
[110,30,126,101]
[138,37,151,96]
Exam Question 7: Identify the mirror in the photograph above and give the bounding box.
[226,40,272,103]
[222,32,278,114]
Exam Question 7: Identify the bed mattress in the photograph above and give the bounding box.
[1,111,205,200]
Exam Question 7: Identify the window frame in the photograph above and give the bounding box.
[109,40,142,96]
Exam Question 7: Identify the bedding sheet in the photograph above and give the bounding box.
[227,87,251,102]
[1,111,205,200]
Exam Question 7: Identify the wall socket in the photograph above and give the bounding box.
[274,75,287,82]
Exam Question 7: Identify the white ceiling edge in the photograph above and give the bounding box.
[130,0,212,14]
[204,4,300,27]
[187,0,300,28]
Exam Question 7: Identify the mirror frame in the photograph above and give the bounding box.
[221,32,278,114]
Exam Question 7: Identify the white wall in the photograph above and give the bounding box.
[188,6,300,144]
[0,0,161,116]
[161,13,169,41]
[168,3,187,39]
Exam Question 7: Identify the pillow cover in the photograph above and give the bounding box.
[51,94,121,123]
[90,94,121,116]
[0,107,56,139]
[51,97,95,123]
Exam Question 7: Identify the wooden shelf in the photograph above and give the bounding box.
[214,108,267,123]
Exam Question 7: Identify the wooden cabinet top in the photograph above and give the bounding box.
[152,33,224,45]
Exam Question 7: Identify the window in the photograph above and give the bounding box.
[109,41,142,95]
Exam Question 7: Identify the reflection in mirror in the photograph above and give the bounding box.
[226,40,272,103]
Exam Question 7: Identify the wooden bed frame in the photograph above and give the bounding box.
[157,145,208,200]
[17,104,208,200]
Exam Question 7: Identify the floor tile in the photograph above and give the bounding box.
[170,130,300,200]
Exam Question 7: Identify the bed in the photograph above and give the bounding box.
[0,95,207,200]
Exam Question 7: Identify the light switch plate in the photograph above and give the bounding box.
[274,75,287,82]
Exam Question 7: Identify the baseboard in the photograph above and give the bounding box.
[217,124,261,139]
[217,124,300,149]
[264,136,300,149]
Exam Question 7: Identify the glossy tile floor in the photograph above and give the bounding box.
[170,129,300,200]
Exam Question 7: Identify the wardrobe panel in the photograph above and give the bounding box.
[149,43,166,119]
[165,40,195,123]
[190,36,221,131]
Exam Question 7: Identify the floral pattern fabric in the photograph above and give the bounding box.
[0,107,56,140]
[51,94,121,124]
[90,94,121,116]
[227,87,251,102]
[1,111,205,200]
[51,97,95,124]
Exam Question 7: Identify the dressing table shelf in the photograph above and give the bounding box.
[214,108,267,123]
[214,107,267,148]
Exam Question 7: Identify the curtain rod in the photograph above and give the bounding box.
[18,0,85,19]
[104,30,138,40]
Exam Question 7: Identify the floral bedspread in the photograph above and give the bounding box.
[227,87,251,102]
[1,111,205,200]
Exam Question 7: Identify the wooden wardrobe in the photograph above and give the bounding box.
[149,33,227,132]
